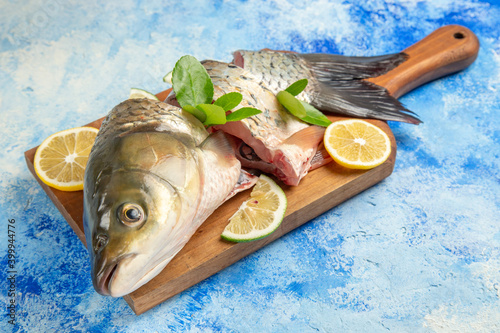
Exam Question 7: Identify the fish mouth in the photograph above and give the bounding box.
[94,254,136,296]
[96,262,118,296]
[92,250,180,297]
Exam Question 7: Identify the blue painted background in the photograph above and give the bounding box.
[1,0,499,331]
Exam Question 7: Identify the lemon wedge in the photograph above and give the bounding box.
[34,127,99,191]
[324,119,391,169]
[129,88,159,100]
[222,174,287,242]
[163,71,173,84]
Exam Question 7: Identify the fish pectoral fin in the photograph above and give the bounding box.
[199,131,238,165]
[282,125,325,151]
[225,169,259,201]
[199,130,236,160]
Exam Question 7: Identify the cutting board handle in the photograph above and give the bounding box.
[368,25,480,98]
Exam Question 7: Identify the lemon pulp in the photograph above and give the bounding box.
[34,127,99,191]
[129,88,160,101]
[222,174,287,242]
[323,119,391,170]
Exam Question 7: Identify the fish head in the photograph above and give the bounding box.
[83,132,201,297]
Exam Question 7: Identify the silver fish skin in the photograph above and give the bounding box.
[201,60,324,186]
[83,98,242,297]
[234,50,421,124]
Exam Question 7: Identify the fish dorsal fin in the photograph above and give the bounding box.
[282,125,325,150]
[199,130,236,161]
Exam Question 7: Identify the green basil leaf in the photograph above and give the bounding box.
[196,104,227,127]
[276,90,307,118]
[172,55,214,108]
[285,79,308,96]
[226,107,262,122]
[214,92,243,112]
[300,101,332,127]
[183,105,207,123]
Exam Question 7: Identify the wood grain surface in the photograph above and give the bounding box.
[24,25,479,314]
[367,25,479,98]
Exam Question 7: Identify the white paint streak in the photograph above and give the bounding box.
[424,305,500,332]
[470,257,500,298]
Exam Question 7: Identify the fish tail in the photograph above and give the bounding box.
[300,53,422,124]
[301,52,408,80]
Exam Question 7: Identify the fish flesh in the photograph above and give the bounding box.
[233,50,421,124]
[205,60,326,186]
[232,137,332,175]
[83,98,256,297]
[167,60,325,186]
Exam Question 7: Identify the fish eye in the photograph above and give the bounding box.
[118,203,145,226]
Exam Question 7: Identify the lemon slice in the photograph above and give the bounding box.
[221,174,287,242]
[34,127,99,191]
[129,88,159,100]
[324,119,391,169]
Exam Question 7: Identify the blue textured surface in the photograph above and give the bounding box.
[1,0,499,331]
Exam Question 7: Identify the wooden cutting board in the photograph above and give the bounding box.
[24,25,478,315]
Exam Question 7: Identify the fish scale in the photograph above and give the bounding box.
[203,60,309,145]
[238,51,315,104]
[95,99,208,151]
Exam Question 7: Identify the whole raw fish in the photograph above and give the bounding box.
[83,98,255,297]
[233,50,421,124]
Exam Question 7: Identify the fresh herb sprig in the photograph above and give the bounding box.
[171,55,261,127]
[277,79,332,127]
